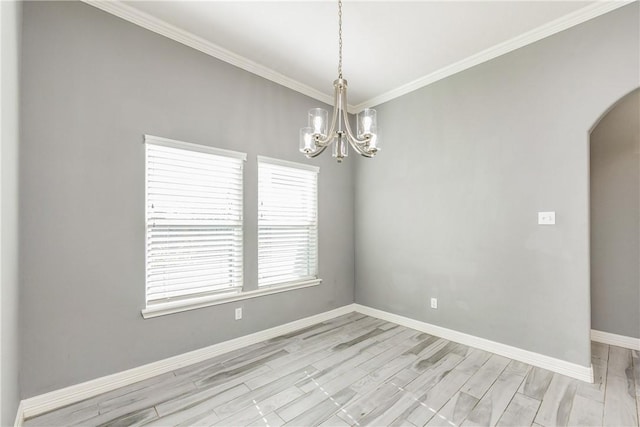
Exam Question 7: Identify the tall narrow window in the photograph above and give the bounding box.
[258,156,319,288]
[145,135,246,310]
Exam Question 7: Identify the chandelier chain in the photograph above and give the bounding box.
[338,0,343,79]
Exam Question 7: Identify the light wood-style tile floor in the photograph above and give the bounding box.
[25,313,640,426]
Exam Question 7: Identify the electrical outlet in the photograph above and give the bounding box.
[430,297,438,309]
[235,307,242,320]
[538,211,555,225]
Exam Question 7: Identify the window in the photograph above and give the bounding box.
[144,135,246,313]
[258,156,319,288]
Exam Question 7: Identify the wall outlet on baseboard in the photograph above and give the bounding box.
[430,298,438,309]
[235,307,242,320]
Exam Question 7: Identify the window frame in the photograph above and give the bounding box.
[257,155,321,289]
[141,140,322,319]
[142,135,246,318]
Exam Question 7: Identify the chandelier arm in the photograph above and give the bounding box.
[340,102,377,158]
[346,130,377,157]
[339,89,372,148]
[313,82,342,147]
[347,137,375,157]
[345,134,374,158]
[305,144,328,158]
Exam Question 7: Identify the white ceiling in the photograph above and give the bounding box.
[93,1,628,110]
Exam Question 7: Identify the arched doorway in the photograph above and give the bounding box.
[589,88,639,342]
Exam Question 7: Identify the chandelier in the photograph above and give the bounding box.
[299,0,380,163]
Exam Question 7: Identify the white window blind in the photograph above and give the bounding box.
[258,157,319,288]
[145,135,246,308]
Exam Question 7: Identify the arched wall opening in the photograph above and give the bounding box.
[589,88,640,341]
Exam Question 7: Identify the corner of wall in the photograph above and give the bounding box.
[0,0,23,425]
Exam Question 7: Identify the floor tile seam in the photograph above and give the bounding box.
[285,321,383,353]
[454,357,515,425]
[284,321,376,350]
[306,350,382,385]
[221,344,293,369]
[274,379,339,422]
[194,362,277,390]
[601,343,613,427]
[463,357,511,400]
[365,349,423,386]
[210,369,317,418]
[243,365,321,392]
[96,381,198,417]
[359,340,421,366]
[264,345,334,372]
[364,338,440,370]
[287,385,361,427]
[452,349,494,379]
[360,349,473,425]
[183,357,275,385]
[217,387,296,427]
[404,346,477,396]
[386,379,455,427]
[338,374,406,416]
[491,377,533,427]
[355,345,419,373]
[152,382,248,420]
[417,365,484,425]
[96,375,194,411]
[525,393,545,427]
[296,319,376,345]
[298,319,369,342]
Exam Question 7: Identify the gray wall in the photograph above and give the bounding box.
[20,1,354,398]
[590,89,640,339]
[355,4,639,367]
[1,0,22,424]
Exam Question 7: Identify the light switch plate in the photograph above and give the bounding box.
[538,211,555,225]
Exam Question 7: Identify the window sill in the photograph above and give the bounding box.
[141,278,322,319]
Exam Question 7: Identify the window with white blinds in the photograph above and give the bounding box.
[145,135,246,308]
[258,157,319,288]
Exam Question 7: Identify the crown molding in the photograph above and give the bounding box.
[352,0,635,111]
[82,0,334,108]
[84,0,633,114]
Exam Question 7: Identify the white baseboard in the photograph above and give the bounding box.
[353,304,594,383]
[591,329,640,351]
[13,402,24,427]
[18,302,597,425]
[18,304,356,423]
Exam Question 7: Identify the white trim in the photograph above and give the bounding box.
[81,0,334,108]
[352,304,594,383]
[350,1,634,111]
[20,303,356,420]
[19,302,599,421]
[257,155,320,173]
[142,279,322,319]
[144,134,247,161]
[591,329,640,351]
[83,1,631,113]
[13,402,24,427]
